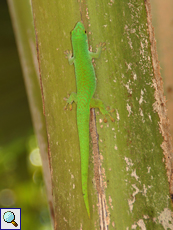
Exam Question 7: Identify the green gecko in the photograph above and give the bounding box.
[64,22,114,218]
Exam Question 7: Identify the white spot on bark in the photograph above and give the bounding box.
[124,157,134,171]
[109,195,113,210]
[145,39,148,48]
[133,72,137,80]
[124,80,132,94]
[158,208,173,229]
[147,166,151,173]
[143,215,149,219]
[137,219,146,230]
[139,108,144,117]
[128,184,140,212]
[126,62,132,71]
[116,109,120,121]
[148,114,152,121]
[139,89,144,104]
[131,169,139,181]
[63,217,68,223]
[142,184,147,196]
[128,36,133,49]
[139,108,145,123]
[131,28,136,33]
[114,145,118,150]
[131,224,137,229]
[127,103,132,117]
[128,198,135,213]
[99,118,103,123]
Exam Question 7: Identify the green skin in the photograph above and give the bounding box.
[65,22,114,217]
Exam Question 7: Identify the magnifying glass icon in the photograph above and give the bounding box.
[3,211,18,227]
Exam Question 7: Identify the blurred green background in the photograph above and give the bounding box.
[0,1,51,229]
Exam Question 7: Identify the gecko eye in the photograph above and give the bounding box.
[85,30,86,33]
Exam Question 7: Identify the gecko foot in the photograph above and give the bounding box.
[103,111,115,123]
[96,42,106,51]
[64,92,77,111]
[102,106,115,123]
[64,95,73,111]
[64,50,72,59]
[106,107,115,122]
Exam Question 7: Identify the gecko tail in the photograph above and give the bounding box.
[82,174,90,218]
[77,109,91,218]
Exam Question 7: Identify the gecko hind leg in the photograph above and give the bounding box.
[89,42,106,59]
[90,98,115,122]
[64,92,77,110]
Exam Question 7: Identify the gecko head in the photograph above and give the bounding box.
[72,22,87,41]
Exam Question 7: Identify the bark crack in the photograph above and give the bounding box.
[90,108,108,230]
